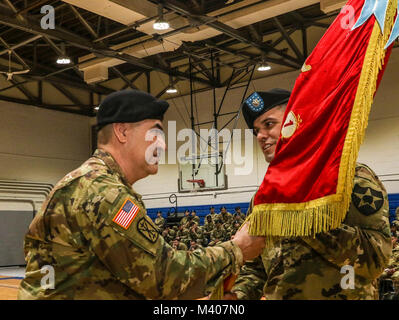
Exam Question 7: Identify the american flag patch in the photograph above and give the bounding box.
[112,199,140,229]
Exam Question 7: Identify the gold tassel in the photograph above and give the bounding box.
[247,0,397,241]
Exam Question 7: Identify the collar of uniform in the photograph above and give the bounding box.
[92,149,131,187]
[92,149,144,203]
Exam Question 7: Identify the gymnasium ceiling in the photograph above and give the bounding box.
[0,0,384,116]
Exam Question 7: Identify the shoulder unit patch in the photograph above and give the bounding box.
[351,184,384,216]
[137,217,159,243]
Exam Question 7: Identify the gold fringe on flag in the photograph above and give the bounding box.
[246,0,397,241]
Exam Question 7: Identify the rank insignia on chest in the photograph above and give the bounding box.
[112,198,140,229]
[137,218,159,243]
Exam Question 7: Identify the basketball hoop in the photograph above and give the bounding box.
[186,179,205,188]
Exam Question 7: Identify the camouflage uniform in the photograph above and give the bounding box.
[191,215,200,226]
[180,215,190,228]
[232,164,392,300]
[203,221,214,242]
[205,212,217,224]
[209,224,227,247]
[177,227,190,247]
[154,216,165,232]
[217,211,233,225]
[172,240,188,251]
[18,149,243,300]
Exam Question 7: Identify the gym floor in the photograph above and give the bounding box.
[0,267,24,300]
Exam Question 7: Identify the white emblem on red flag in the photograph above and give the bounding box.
[112,199,140,229]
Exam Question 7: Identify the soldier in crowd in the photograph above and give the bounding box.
[203,215,215,242]
[232,213,245,226]
[191,210,200,225]
[205,206,217,224]
[177,224,190,248]
[391,223,399,238]
[180,210,191,227]
[208,219,227,247]
[218,206,233,225]
[18,89,266,300]
[154,211,165,232]
[226,89,392,300]
[189,240,201,251]
[230,222,242,240]
[234,206,246,220]
[379,233,399,297]
[172,237,188,251]
[161,226,172,244]
[189,222,206,246]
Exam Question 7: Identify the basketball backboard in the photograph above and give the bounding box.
[178,153,227,193]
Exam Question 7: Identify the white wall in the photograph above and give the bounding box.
[0,101,91,211]
[136,48,399,209]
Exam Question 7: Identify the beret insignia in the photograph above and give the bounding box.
[246,92,264,112]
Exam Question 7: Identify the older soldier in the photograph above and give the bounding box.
[18,89,265,300]
[226,89,392,300]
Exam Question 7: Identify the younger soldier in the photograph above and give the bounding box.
[227,89,392,300]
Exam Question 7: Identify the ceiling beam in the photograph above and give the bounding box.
[157,0,303,69]
[0,6,215,87]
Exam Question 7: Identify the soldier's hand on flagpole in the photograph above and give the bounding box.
[232,222,266,261]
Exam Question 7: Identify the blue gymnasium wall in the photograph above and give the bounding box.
[147,202,250,225]
[388,193,399,223]
[147,194,399,225]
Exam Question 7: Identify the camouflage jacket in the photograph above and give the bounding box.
[217,212,233,224]
[18,149,243,300]
[205,213,217,224]
[232,163,392,300]
[154,217,165,229]
[210,226,227,242]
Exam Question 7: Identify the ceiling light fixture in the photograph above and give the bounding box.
[153,3,170,30]
[57,42,71,65]
[166,86,178,94]
[166,75,178,94]
[257,62,271,72]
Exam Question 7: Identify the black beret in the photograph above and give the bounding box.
[242,88,291,134]
[96,89,169,130]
